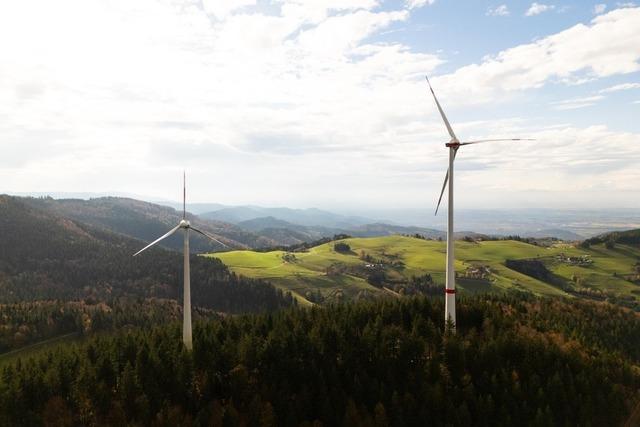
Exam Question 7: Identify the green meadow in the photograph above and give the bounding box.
[207,235,640,306]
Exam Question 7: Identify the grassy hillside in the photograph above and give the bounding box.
[208,235,640,306]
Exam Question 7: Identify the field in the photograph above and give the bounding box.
[207,235,640,305]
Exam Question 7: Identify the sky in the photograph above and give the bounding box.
[1,0,639,212]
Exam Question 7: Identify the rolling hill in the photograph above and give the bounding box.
[17,197,444,250]
[20,196,278,251]
[13,196,498,252]
[236,216,448,245]
[208,234,640,307]
[200,205,376,228]
[0,195,293,312]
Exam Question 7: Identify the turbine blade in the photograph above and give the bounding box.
[434,150,458,216]
[190,226,228,248]
[133,224,181,256]
[425,75,457,142]
[434,170,449,216]
[459,138,535,146]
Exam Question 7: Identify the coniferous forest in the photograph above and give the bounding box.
[2,295,639,426]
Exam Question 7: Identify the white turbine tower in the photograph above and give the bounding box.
[133,172,227,350]
[425,76,533,330]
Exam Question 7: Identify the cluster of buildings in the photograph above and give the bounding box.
[556,253,593,266]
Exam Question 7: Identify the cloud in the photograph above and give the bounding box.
[525,2,555,16]
[593,3,607,14]
[487,5,510,16]
[0,0,444,202]
[405,0,435,9]
[599,82,640,93]
[202,0,256,19]
[432,8,640,103]
[550,95,604,110]
[0,1,638,209]
[454,124,640,201]
[296,10,409,58]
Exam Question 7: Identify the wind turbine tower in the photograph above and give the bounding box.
[425,76,533,330]
[133,173,227,350]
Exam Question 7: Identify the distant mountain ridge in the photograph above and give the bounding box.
[238,216,300,231]
[195,205,599,241]
[9,193,639,240]
[13,197,445,250]
[21,196,276,252]
[8,196,621,253]
[520,228,584,241]
[200,205,378,228]
[236,216,447,244]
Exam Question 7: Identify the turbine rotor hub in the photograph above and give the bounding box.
[179,219,190,228]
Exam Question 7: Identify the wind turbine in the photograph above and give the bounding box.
[133,172,227,350]
[425,76,533,330]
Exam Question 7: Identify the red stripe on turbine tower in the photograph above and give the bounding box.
[445,289,456,294]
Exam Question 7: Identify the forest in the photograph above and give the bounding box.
[20,196,274,251]
[582,229,640,247]
[0,299,223,353]
[0,195,294,352]
[0,196,294,313]
[1,295,639,426]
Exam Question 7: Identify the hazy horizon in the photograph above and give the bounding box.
[5,190,640,238]
[5,189,640,212]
